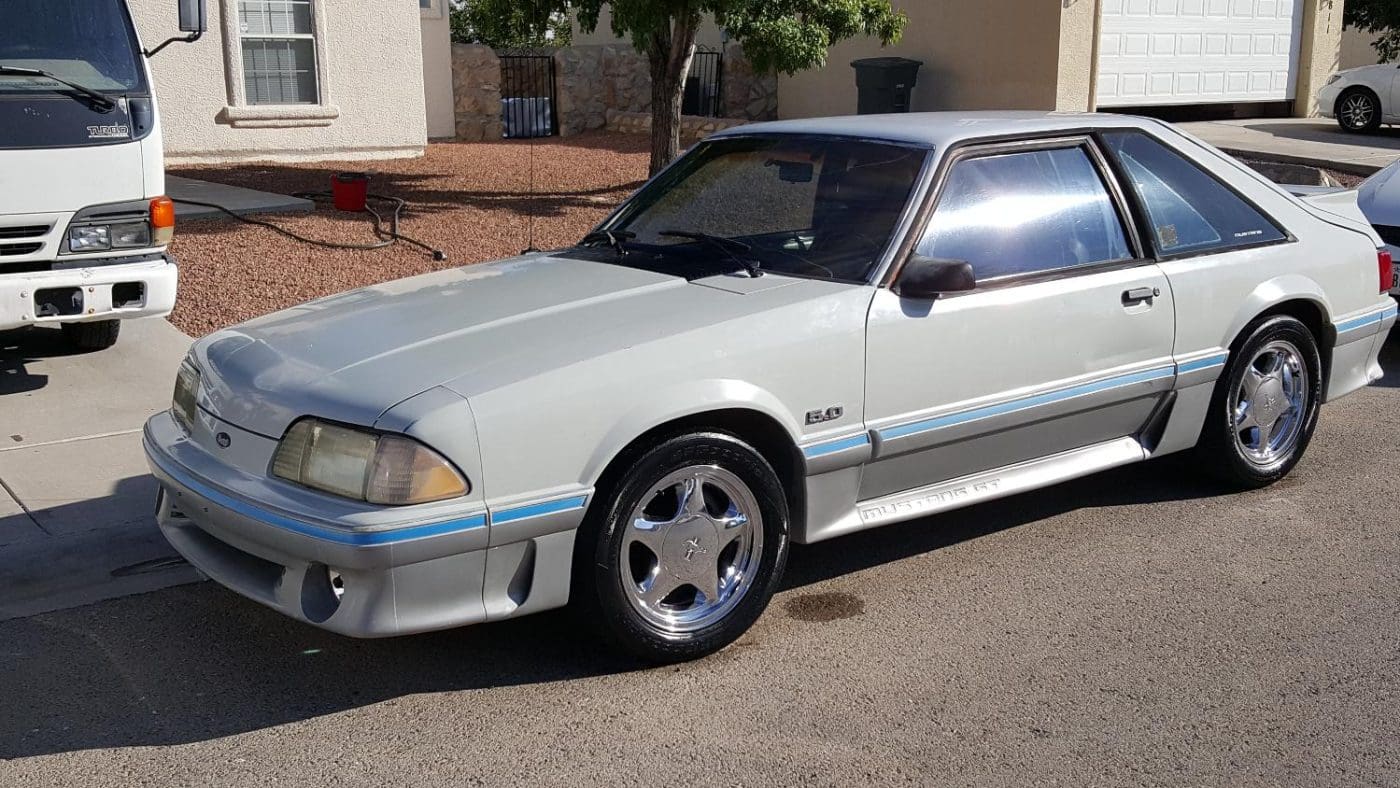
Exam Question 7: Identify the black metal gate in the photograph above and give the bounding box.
[498,52,558,138]
[683,48,723,117]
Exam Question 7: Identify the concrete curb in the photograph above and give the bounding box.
[1218,145,1383,178]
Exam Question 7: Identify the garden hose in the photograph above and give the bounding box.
[171,192,448,261]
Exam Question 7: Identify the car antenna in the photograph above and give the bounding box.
[522,128,539,254]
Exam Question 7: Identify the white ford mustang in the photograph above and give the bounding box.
[145,112,1396,662]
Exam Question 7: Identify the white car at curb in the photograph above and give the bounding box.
[1356,159,1400,295]
[145,112,1396,662]
[1317,63,1400,133]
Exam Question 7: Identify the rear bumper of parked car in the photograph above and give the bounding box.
[0,254,177,332]
[143,411,586,637]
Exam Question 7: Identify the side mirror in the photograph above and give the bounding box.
[893,255,975,299]
[178,0,208,33]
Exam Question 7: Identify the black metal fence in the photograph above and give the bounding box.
[683,48,723,118]
[498,52,558,138]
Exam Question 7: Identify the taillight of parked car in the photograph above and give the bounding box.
[1380,248,1394,294]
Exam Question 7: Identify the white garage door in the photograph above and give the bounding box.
[1096,0,1304,107]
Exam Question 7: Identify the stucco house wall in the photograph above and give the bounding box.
[420,0,457,139]
[1342,28,1382,69]
[130,0,428,164]
[778,0,1064,119]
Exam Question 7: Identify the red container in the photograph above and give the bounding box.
[331,172,369,212]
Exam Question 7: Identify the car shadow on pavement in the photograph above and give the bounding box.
[0,327,89,396]
[0,455,1229,761]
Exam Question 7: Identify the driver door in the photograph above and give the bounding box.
[861,137,1176,500]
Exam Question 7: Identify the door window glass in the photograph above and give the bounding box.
[915,146,1132,281]
[1101,130,1285,255]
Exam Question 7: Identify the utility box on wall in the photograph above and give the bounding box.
[851,57,923,114]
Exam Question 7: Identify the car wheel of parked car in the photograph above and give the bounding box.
[60,319,121,351]
[1198,315,1322,488]
[576,431,790,662]
[1336,88,1382,133]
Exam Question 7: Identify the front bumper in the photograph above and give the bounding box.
[143,411,586,637]
[0,254,177,332]
[1317,82,1343,118]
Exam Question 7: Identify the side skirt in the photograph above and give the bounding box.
[803,436,1147,543]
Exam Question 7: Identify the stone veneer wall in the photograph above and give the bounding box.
[604,109,749,144]
[450,42,777,140]
[451,44,503,141]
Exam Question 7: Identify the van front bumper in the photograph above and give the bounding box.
[0,254,177,331]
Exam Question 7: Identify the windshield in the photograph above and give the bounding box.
[0,0,146,94]
[600,136,927,283]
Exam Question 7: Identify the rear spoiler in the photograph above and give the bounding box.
[1281,184,1378,240]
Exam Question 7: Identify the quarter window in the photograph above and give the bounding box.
[238,0,319,105]
[915,145,1132,281]
[1101,130,1285,256]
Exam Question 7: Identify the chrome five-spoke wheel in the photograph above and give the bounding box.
[622,465,763,633]
[1230,340,1308,466]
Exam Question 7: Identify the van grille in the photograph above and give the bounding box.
[0,243,43,257]
[0,223,51,258]
[0,224,50,239]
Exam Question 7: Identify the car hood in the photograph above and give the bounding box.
[1358,160,1400,227]
[192,253,805,438]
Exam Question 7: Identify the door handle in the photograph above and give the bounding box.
[1122,286,1159,305]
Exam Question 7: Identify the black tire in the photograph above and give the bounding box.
[1196,315,1322,488]
[60,320,121,351]
[574,431,790,663]
[1336,88,1382,133]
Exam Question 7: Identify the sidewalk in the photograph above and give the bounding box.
[1179,118,1400,176]
[0,318,201,619]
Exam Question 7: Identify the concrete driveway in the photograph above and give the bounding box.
[0,318,200,620]
[1180,118,1400,175]
[0,330,1396,786]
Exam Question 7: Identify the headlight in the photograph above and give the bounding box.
[1326,73,1342,86]
[171,362,200,434]
[271,419,470,505]
[69,225,111,252]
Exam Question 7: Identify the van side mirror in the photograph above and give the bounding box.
[179,0,208,33]
[893,255,976,299]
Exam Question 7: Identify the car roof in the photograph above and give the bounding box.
[708,111,1161,148]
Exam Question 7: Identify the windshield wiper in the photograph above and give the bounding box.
[0,65,117,111]
[658,229,761,277]
[580,229,634,260]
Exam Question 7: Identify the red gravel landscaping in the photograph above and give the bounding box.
[166,132,650,337]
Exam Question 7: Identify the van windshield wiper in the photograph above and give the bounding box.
[658,229,761,277]
[0,65,117,111]
[580,229,635,260]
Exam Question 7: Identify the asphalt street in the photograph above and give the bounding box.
[1,329,1397,787]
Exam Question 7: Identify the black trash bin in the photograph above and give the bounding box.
[851,57,923,114]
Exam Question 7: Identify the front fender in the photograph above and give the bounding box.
[579,378,804,485]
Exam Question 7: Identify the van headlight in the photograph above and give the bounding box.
[271,419,470,505]
[171,361,200,434]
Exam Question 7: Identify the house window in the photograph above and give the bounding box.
[419,0,444,18]
[238,0,319,105]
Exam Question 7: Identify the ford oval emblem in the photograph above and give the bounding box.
[215,432,231,448]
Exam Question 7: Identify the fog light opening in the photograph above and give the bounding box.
[300,563,345,623]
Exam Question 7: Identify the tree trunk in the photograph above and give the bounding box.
[647,16,698,176]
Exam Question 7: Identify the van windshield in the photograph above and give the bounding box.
[0,0,146,94]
